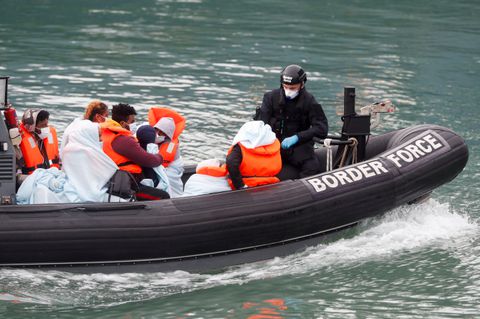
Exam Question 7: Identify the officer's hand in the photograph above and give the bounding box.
[281,135,299,149]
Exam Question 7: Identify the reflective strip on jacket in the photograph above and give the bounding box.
[158,141,178,167]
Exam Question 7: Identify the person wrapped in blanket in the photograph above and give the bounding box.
[17,120,118,203]
[148,107,186,198]
[183,121,282,196]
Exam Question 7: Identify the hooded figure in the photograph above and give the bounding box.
[154,117,175,141]
[183,121,280,196]
[153,116,184,197]
[17,120,119,204]
[21,109,41,133]
[61,120,118,202]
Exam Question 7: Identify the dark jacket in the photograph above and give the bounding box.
[226,144,244,189]
[111,135,163,182]
[257,87,328,162]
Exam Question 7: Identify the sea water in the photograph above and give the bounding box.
[0,0,479,318]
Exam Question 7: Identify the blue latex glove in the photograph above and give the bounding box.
[281,135,299,149]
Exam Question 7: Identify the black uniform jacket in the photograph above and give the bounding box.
[257,87,328,162]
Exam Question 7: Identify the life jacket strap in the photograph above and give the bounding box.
[118,161,135,167]
[22,163,49,174]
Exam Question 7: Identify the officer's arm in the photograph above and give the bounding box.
[297,97,328,142]
[257,93,273,124]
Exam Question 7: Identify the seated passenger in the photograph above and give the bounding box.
[61,100,109,155]
[60,120,119,202]
[226,121,282,189]
[102,103,169,200]
[17,120,118,204]
[136,125,171,195]
[183,121,281,196]
[148,107,186,197]
[18,109,60,176]
[84,100,109,123]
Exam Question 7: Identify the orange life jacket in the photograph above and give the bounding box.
[102,121,142,174]
[148,107,186,167]
[226,140,282,189]
[196,164,228,177]
[197,141,282,189]
[19,123,60,175]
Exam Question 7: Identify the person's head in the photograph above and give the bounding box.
[35,110,51,139]
[280,64,307,100]
[67,120,102,149]
[153,117,175,144]
[22,109,50,137]
[112,103,137,130]
[136,125,157,150]
[84,100,109,123]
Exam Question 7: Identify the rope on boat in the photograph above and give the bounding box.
[339,138,358,168]
[323,138,333,171]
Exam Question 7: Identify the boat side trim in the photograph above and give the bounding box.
[0,220,359,269]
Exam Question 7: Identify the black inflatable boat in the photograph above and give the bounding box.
[0,84,469,273]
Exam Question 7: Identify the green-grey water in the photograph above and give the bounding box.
[1,0,479,318]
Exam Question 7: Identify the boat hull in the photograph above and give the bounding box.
[0,125,468,273]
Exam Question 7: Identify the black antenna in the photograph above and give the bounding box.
[343,87,356,116]
[332,87,371,168]
[0,76,9,109]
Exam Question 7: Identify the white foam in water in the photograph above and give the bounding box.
[192,199,478,283]
[0,199,477,307]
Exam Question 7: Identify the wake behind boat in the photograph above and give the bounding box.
[0,82,468,273]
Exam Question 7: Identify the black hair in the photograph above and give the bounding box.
[112,103,137,123]
[36,110,50,123]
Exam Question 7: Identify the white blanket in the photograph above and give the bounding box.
[17,120,118,204]
[231,120,276,149]
[166,152,185,198]
[183,158,230,197]
[142,143,172,195]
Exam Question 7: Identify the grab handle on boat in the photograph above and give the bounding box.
[76,203,149,212]
[313,137,354,145]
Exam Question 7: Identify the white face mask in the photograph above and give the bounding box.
[98,114,109,123]
[155,135,165,144]
[38,127,50,139]
[129,122,138,134]
[284,88,300,100]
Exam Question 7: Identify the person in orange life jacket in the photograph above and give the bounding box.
[102,103,169,200]
[153,116,185,197]
[226,121,282,190]
[256,64,328,178]
[153,117,181,164]
[18,109,60,177]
